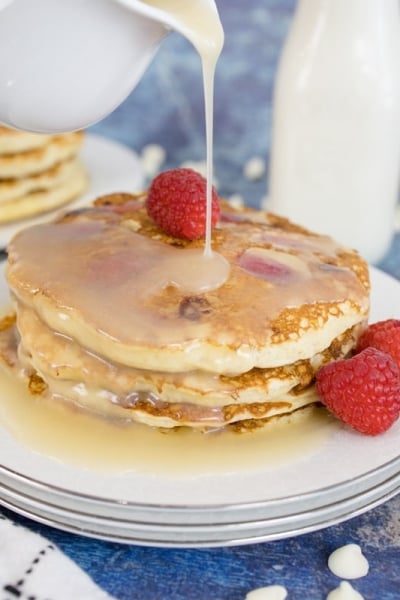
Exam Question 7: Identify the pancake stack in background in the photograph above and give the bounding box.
[0,126,88,224]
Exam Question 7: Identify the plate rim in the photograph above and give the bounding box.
[0,470,398,547]
[0,445,400,515]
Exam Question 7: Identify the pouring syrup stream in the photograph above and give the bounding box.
[138,0,229,277]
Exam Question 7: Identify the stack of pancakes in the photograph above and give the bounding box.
[0,126,88,224]
[3,193,370,431]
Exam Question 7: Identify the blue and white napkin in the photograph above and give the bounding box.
[0,514,115,600]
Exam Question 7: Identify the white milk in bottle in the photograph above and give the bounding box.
[267,0,400,264]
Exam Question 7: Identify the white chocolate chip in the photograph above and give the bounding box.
[228,193,244,208]
[122,219,141,232]
[179,159,219,187]
[326,581,364,600]
[328,544,369,579]
[243,156,266,181]
[180,159,207,177]
[245,585,288,600]
[141,144,166,178]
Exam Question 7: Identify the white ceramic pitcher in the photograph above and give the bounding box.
[0,0,222,133]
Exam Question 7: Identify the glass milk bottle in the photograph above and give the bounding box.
[267,0,400,264]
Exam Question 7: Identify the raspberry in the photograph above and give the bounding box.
[316,347,400,435]
[356,319,400,370]
[146,168,220,240]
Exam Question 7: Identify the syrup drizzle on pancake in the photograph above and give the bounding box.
[6,205,369,368]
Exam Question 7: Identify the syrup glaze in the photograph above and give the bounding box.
[6,213,369,363]
[0,362,336,475]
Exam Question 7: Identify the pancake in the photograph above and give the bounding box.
[3,193,370,430]
[0,159,88,224]
[0,129,88,224]
[7,302,361,428]
[0,157,85,205]
[0,131,84,179]
[0,126,52,155]
[0,306,358,429]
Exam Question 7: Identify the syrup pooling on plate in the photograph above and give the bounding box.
[0,364,336,475]
[0,301,337,475]
[139,0,229,289]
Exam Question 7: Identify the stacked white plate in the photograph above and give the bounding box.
[0,444,399,547]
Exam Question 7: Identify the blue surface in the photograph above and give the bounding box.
[1,0,400,598]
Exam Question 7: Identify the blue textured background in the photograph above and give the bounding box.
[1,0,400,598]
[91,0,297,210]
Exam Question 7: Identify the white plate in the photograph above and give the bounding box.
[0,471,398,547]
[0,133,144,248]
[0,266,399,546]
